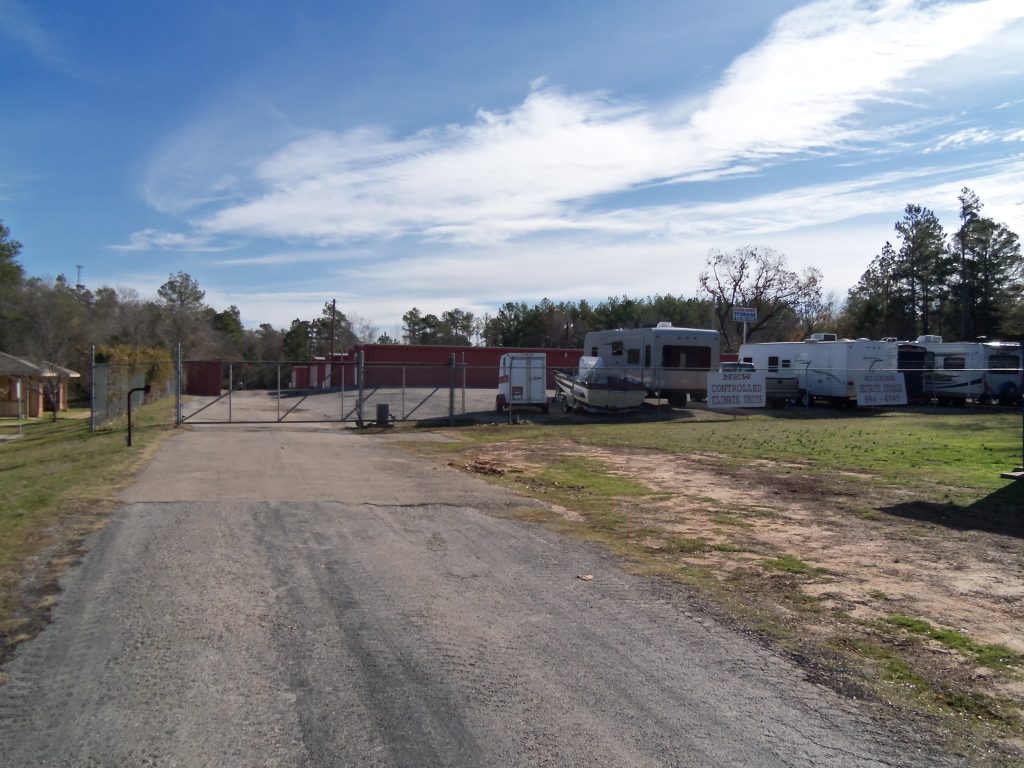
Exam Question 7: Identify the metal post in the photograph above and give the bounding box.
[461,352,466,415]
[357,351,365,427]
[126,385,150,447]
[448,353,456,427]
[228,364,233,423]
[401,365,406,420]
[277,364,281,421]
[175,343,182,425]
[340,361,346,421]
[89,345,96,433]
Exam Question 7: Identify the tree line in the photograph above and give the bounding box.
[0,186,1020,385]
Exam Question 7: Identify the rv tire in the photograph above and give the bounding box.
[996,382,1020,406]
[668,392,688,408]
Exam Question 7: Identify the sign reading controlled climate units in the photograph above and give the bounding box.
[707,370,767,409]
[852,371,908,406]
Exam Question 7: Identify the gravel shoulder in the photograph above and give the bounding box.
[0,425,963,766]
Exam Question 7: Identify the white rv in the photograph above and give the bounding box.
[738,338,899,406]
[915,336,1022,405]
[983,341,1022,405]
[583,323,721,406]
[915,336,984,405]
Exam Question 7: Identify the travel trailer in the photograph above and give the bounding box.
[738,338,899,406]
[915,336,1022,405]
[582,324,721,406]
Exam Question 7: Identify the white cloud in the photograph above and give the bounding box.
[175,0,1024,250]
[0,0,69,72]
[128,1,1024,332]
[109,229,234,253]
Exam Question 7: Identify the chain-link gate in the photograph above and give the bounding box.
[176,352,506,426]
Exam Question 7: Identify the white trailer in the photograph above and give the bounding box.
[983,341,1022,405]
[915,336,985,405]
[915,337,1022,405]
[738,338,898,406]
[496,352,549,413]
[583,323,721,406]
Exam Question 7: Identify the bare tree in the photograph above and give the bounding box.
[698,246,822,351]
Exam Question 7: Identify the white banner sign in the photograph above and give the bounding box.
[853,372,907,406]
[707,371,767,409]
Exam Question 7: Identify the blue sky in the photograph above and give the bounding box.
[2,0,1023,338]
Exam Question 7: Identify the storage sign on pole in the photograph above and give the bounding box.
[733,307,757,344]
[851,372,907,406]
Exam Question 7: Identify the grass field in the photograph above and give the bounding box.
[0,400,177,663]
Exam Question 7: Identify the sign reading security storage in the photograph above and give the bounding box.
[707,370,767,409]
[852,372,907,406]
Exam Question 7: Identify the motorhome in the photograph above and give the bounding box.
[582,323,721,406]
[738,338,899,406]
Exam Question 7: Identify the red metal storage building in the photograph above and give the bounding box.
[289,345,584,390]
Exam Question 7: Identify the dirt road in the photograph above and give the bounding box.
[0,425,956,766]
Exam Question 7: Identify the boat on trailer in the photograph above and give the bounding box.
[552,357,648,414]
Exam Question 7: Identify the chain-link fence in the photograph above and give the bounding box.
[91,361,176,429]
[177,358,572,425]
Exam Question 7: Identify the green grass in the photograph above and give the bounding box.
[884,614,1023,672]
[761,553,826,576]
[453,411,1024,493]
[0,401,177,617]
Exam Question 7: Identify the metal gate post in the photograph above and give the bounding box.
[277,364,281,421]
[448,353,456,427]
[340,362,346,421]
[89,345,96,433]
[228,364,233,423]
[461,352,466,415]
[401,365,406,420]
[357,351,365,427]
[175,343,182,425]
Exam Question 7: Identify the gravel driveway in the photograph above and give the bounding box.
[0,425,956,767]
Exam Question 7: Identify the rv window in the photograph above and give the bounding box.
[943,356,965,370]
[781,359,791,368]
[989,354,1019,371]
[590,347,598,356]
[644,345,651,367]
[742,357,752,364]
[627,348,640,365]
[924,352,934,368]
[662,345,712,370]
[611,341,624,357]
[768,356,779,372]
